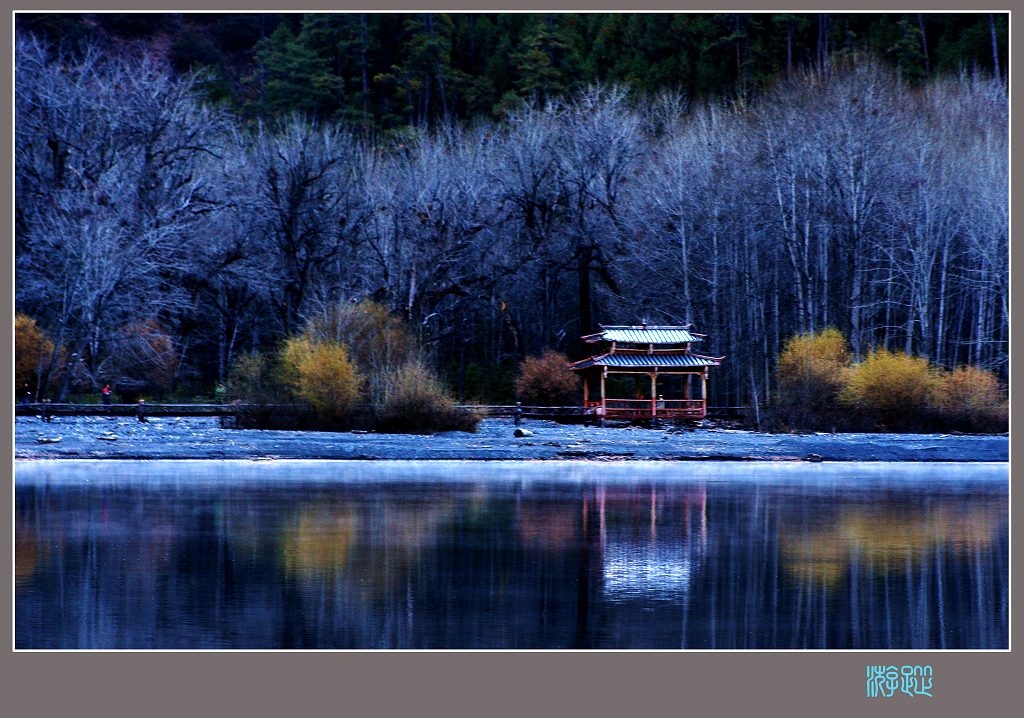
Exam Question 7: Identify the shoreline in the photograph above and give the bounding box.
[14,416,1009,463]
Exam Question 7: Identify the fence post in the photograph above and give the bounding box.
[514,402,522,426]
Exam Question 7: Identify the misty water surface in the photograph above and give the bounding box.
[15,460,1008,650]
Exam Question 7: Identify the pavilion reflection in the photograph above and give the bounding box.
[590,484,708,603]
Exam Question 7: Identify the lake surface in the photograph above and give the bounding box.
[15,460,1008,650]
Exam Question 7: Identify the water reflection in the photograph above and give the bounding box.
[15,461,1007,649]
[598,486,706,603]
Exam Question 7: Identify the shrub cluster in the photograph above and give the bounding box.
[931,365,1008,433]
[772,328,851,430]
[769,328,1007,434]
[375,361,480,434]
[515,350,579,406]
[838,348,938,432]
[14,313,57,400]
[280,335,362,423]
[226,301,479,434]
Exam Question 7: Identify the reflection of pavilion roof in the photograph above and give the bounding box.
[602,541,699,602]
[583,326,704,344]
[570,353,722,370]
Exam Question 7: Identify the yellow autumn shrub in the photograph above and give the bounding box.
[14,313,55,399]
[839,348,938,429]
[280,335,362,421]
[777,328,851,394]
[932,365,1007,432]
[303,300,419,404]
[771,328,851,428]
[276,303,476,432]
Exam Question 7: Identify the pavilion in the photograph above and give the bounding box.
[568,324,723,423]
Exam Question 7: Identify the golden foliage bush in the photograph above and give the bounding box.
[770,328,851,429]
[15,313,56,399]
[229,302,476,432]
[932,365,1007,432]
[304,300,419,404]
[301,300,476,432]
[839,348,938,430]
[776,328,850,394]
[516,350,578,406]
[772,328,1006,434]
[280,335,363,421]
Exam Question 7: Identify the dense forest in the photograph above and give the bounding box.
[18,13,1007,132]
[14,13,1008,412]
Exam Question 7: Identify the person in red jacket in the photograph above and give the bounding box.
[102,385,111,406]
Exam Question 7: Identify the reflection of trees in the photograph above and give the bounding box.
[14,530,44,587]
[279,499,456,589]
[780,503,1004,586]
[279,505,358,579]
[517,502,578,550]
[764,496,1008,649]
[15,477,1008,650]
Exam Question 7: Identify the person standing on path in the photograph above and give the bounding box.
[102,385,111,406]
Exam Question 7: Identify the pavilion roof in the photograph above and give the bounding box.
[569,353,723,371]
[582,326,704,345]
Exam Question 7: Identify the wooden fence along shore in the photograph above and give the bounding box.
[15,403,747,423]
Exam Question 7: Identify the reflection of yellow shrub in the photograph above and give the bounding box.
[839,348,937,428]
[516,350,578,405]
[781,504,1003,586]
[280,335,362,421]
[280,507,358,578]
[932,365,1007,432]
[15,532,44,587]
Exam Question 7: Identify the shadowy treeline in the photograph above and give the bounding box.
[17,13,1007,133]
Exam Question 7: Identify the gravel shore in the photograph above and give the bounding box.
[14,415,1009,462]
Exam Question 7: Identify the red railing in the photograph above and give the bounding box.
[585,398,705,419]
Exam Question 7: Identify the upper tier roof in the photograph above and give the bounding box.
[583,325,704,344]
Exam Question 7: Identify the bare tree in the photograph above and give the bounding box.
[16,36,224,396]
[244,117,373,336]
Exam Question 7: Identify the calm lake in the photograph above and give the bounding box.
[15,460,1007,650]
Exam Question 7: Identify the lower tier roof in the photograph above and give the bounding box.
[570,353,723,370]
